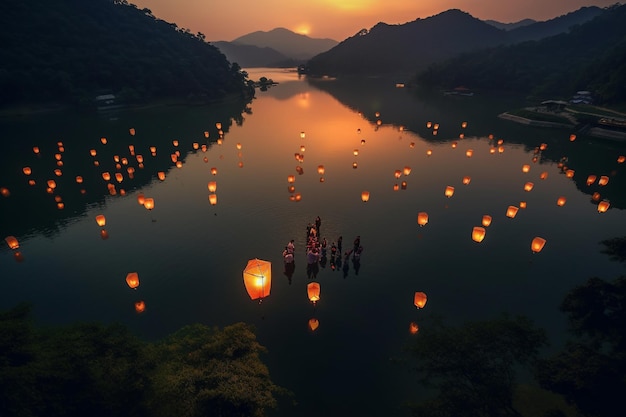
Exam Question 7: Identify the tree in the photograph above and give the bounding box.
[406,315,547,417]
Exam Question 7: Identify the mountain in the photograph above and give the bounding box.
[506,6,604,43]
[212,41,295,68]
[414,4,626,104]
[230,28,338,61]
[306,6,607,77]
[307,9,507,76]
[0,0,252,109]
[485,19,536,31]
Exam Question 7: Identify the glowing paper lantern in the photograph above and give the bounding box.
[417,212,428,227]
[287,175,295,183]
[361,191,370,202]
[426,150,432,156]
[115,173,123,183]
[524,182,534,192]
[597,200,610,213]
[134,301,146,313]
[102,172,111,181]
[126,272,140,289]
[569,134,576,142]
[565,169,575,178]
[47,180,57,189]
[208,181,217,193]
[506,206,519,218]
[22,167,32,175]
[482,215,492,227]
[33,146,40,154]
[522,164,530,173]
[353,149,359,156]
[95,215,106,227]
[143,198,154,211]
[211,167,218,175]
[531,237,546,253]
[317,165,325,175]
[403,166,411,176]
[158,172,166,181]
[100,137,107,144]
[472,226,486,243]
[444,186,455,198]
[414,292,427,309]
[618,155,625,163]
[586,175,597,186]
[461,121,468,128]
[592,192,601,202]
[520,201,527,209]
[465,149,473,158]
[5,236,19,250]
[309,318,319,332]
[54,169,62,177]
[598,176,609,186]
[462,176,471,185]
[556,196,567,206]
[208,194,217,205]
[394,170,402,179]
[409,322,419,334]
[307,282,321,304]
[243,258,272,300]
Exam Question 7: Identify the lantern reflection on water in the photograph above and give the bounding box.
[309,318,319,332]
[243,259,271,301]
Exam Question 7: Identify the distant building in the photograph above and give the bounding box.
[570,91,593,104]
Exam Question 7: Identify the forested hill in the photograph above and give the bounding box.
[0,0,252,110]
[414,3,626,105]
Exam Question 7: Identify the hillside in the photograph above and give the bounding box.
[485,19,536,31]
[306,6,605,77]
[212,41,296,68]
[0,0,253,110]
[413,4,626,105]
[230,28,338,61]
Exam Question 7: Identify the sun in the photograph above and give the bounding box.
[293,23,311,36]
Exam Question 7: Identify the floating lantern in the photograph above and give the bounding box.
[211,167,218,175]
[540,171,548,180]
[556,196,567,206]
[208,181,217,193]
[136,155,144,164]
[208,194,217,205]
[506,206,519,218]
[540,143,547,151]
[28,179,35,186]
[353,149,359,156]
[598,176,609,186]
[143,198,154,210]
[403,166,411,176]
[317,165,325,175]
[465,149,473,158]
[586,175,597,186]
[5,236,19,250]
[451,142,457,148]
[409,322,419,334]
[54,169,62,177]
[401,181,407,190]
[565,169,575,178]
[462,176,471,185]
[353,162,358,169]
[47,180,57,189]
[531,237,546,253]
[520,201,527,209]
[115,173,123,183]
[22,167,32,175]
[592,192,601,202]
[172,140,179,147]
[33,146,40,154]
[569,134,576,142]
[597,200,610,213]
[134,301,146,313]
[414,292,427,309]
[498,146,505,153]
[243,258,272,301]
[300,131,305,139]
[361,191,370,202]
[426,150,432,156]
[176,161,183,168]
[307,282,321,304]
[0,187,9,197]
[462,121,468,128]
[100,137,107,144]
[129,128,135,136]
[102,172,111,181]
[426,121,432,128]
[300,145,305,152]
[309,318,319,332]
[158,172,166,181]
[444,186,455,198]
[393,184,399,191]
[434,123,439,130]
[524,182,534,192]
[522,164,530,173]
[472,226,486,243]
[432,130,438,136]
[618,155,625,163]
[417,212,428,227]
[489,147,496,154]
[482,215,492,227]
[126,272,140,289]
[287,175,295,183]
[394,170,402,179]
[95,215,106,227]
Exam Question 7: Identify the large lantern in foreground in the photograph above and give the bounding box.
[307,282,321,305]
[414,292,427,309]
[243,258,272,301]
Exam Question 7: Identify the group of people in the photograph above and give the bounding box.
[282,216,363,280]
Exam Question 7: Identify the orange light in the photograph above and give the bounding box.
[361,191,370,202]
[134,301,146,313]
[540,171,548,180]
[482,215,492,227]
[520,201,527,209]
[618,155,625,163]
[597,200,610,213]
[208,194,218,205]
[465,149,473,158]
[5,236,19,250]
[102,172,111,181]
[22,167,32,175]
[472,226,486,243]
[426,149,432,156]
[444,186,455,198]
[143,198,154,210]
[414,292,427,309]
[569,134,576,142]
[403,166,411,176]
[126,272,140,289]
[522,164,530,173]
[47,180,57,189]
[243,258,272,300]
[95,215,106,227]
[33,146,40,154]
[598,176,609,186]
[309,318,319,332]
[115,173,123,183]
[524,182,534,192]
[208,181,217,193]
[287,175,295,183]
[409,322,419,334]
[506,206,519,218]
[586,175,597,185]
[353,149,359,156]
[565,169,575,178]
[556,196,567,206]
[462,176,471,185]
[417,212,428,227]
[129,127,135,136]
[211,167,218,175]
[317,165,325,175]
[531,237,546,253]
[100,137,107,144]
[307,282,321,304]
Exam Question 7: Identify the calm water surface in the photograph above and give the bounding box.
[1,68,625,416]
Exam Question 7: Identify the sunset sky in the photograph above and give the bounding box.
[130,0,617,41]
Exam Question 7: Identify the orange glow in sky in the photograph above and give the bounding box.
[130,0,617,41]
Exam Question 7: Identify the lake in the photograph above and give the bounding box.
[1,67,625,416]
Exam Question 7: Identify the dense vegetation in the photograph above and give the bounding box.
[407,237,626,417]
[0,0,253,110]
[414,4,626,104]
[0,304,286,417]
